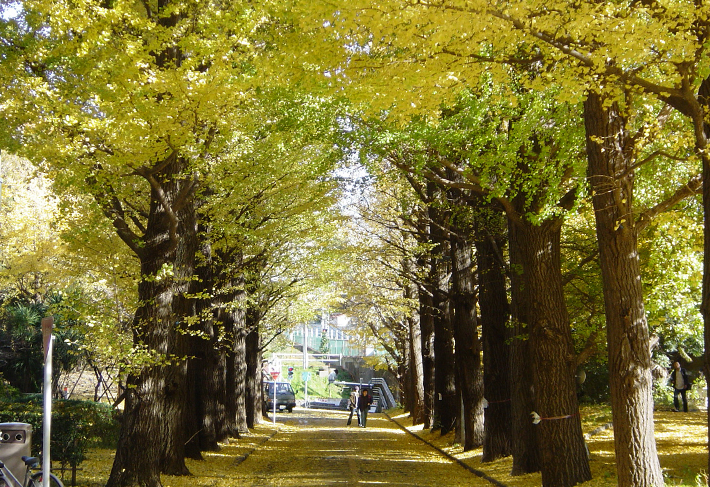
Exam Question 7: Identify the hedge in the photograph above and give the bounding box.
[0,396,119,481]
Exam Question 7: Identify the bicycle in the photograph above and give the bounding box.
[0,455,63,487]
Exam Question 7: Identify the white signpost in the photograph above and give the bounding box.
[41,317,54,487]
[302,371,311,408]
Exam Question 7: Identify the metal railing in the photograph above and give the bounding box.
[272,353,343,365]
[370,378,396,411]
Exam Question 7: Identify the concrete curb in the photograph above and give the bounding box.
[384,411,509,487]
[232,425,280,466]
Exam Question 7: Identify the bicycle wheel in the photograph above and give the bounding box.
[28,472,63,487]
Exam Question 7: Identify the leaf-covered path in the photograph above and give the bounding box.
[78,407,707,487]
[226,408,492,486]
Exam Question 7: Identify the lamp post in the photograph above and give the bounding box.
[302,322,308,369]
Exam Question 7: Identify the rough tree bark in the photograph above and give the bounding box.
[418,280,436,430]
[583,92,663,487]
[223,273,248,437]
[698,78,710,479]
[192,324,227,450]
[511,217,591,487]
[106,152,190,487]
[450,217,484,450]
[477,219,512,462]
[161,191,198,474]
[234,326,249,434]
[432,282,456,435]
[184,227,214,456]
[429,210,457,435]
[507,219,540,477]
[190,238,227,451]
[406,274,426,425]
[245,309,263,428]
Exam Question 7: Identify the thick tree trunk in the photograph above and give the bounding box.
[245,314,262,428]
[234,327,249,434]
[432,293,456,434]
[161,192,200,474]
[108,365,164,487]
[687,76,710,478]
[229,278,249,436]
[223,279,247,437]
[704,147,710,479]
[107,156,187,487]
[402,333,413,414]
[192,328,226,450]
[451,228,484,450]
[191,288,228,449]
[187,220,223,453]
[418,280,436,430]
[225,334,237,435]
[160,343,191,475]
[401,257,424,422]
[507,220,540,476]
[513,218,591,487]
[426,190,457,435]
[477,228,512,462]
[431,243,457,435]
[408,303,426,425]
[193,241,227,450]
[584,92,663,487]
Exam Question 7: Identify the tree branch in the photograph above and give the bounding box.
[636,173,702,232]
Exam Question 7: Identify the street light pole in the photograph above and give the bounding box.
[41,317,54,487]
[302,322,308,369]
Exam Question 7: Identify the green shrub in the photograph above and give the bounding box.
[0,375,21,401]
[0,397,119,472]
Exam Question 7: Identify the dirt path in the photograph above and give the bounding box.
[228,408,493,486]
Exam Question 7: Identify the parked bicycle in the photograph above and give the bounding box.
[0,455,63,487]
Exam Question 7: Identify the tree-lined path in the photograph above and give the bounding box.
[226,409,491,486]
[3,2,710,486]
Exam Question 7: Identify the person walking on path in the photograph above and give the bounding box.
[347,386,360,426]
[670,361,690,412]
[358,388,373,427]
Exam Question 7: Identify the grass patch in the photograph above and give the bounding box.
[386,405,707,487]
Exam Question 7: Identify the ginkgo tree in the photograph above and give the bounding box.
[356,81,594,484]
[197,90,346,438]
[281,2,710,486]
[338,173,420,369]
[0,152,67,298]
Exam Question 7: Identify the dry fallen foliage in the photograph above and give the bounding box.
[67,405,706,487]
[391,405,707,487]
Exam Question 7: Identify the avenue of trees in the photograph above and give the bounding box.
[0,1,708,487]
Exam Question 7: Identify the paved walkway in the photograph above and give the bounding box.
[228,408,494,486]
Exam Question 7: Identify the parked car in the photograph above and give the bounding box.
[264,381,296,413]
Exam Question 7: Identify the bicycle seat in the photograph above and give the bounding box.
[21,457,39,468]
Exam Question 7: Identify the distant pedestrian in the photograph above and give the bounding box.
[670,361,690,412]
[358,388,373,427]
[347,386,359,426]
